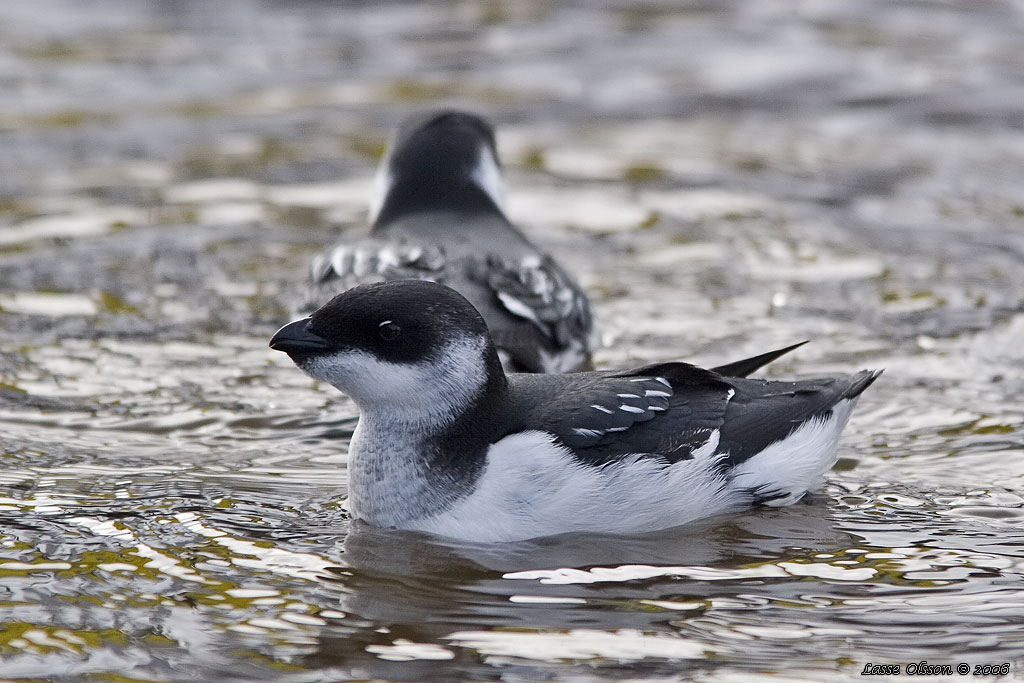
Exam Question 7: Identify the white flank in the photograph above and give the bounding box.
[409,431,741,542]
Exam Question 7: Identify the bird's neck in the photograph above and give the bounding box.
[346,355,511,528]
[372,177,504,228]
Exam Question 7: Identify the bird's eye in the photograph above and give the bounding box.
[378,320,401,341]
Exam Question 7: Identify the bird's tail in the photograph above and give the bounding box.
[733,368,882,507]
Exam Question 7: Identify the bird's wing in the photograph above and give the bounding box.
[301,237,446,314]
[310,237,446,287]
[514,364,733,466]
[714,369,880,466]
[514,364,878,469]
[479,253,593,350]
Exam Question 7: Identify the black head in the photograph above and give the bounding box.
[370,109,506,226]
[270,280,506,412]
[312,279,492,362]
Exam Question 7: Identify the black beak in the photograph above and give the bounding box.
[269,318,332,356]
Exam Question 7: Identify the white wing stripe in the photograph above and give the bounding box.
[496,291,545,329]
[644,389,671,398]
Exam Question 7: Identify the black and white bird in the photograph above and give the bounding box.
[304,109,594,373]
[270,280,881,543]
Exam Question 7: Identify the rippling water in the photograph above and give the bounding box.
[2,1,1024,681]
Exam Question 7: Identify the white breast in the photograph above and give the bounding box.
[346,419,439,527]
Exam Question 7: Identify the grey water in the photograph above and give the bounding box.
[1,1,1024,681]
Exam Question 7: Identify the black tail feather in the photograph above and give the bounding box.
[710,341,809,378]
[841,368,884,399]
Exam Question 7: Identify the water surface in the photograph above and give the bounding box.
[2,1,1024,681]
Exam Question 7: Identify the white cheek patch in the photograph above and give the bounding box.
[302,350,422,405]
[299,336,490,426]
[367,161,393,225]
[470,145,507,215]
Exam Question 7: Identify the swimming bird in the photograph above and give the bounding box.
[270,280,881,543]
[303,109,595,373]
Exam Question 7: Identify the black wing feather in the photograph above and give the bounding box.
[510,363,734,466]
[310,238,445,283]
[304,237,445,311]
[508,365,880,470]
[527,375,672,449]
[481,253,593,349]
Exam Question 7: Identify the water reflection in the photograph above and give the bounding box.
[1,469,1023,680]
